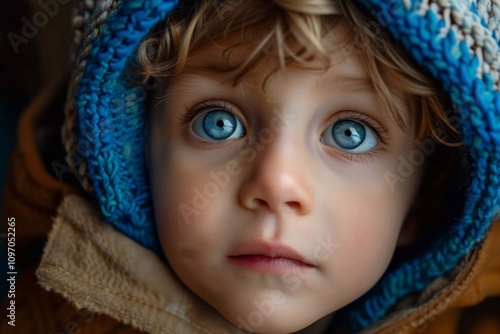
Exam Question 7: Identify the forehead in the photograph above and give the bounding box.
[166,22,412,130]
[187,20,354,66]
[182,20,363,79]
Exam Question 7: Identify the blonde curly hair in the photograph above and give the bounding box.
[133,0,460,143]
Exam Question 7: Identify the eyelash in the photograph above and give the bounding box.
[321,111,389,163]
[178,100,245,148]
[179,100,237,126]
[344,149,385,164]
[180,101,389,162]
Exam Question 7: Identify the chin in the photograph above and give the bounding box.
[221,305,327,334]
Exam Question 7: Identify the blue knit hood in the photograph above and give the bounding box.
[65,0,500,331]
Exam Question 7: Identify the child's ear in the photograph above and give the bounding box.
[397,216,420,248]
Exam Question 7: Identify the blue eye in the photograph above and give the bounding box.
[321,119,377,152]
[193,110,245,141]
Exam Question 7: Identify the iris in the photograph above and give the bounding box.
[192,109,245,141]
[332,120,366,150]
[203,110,237,140]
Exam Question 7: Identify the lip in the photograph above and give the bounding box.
[228,241,316,273]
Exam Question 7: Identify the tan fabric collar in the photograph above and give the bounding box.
[36,194,239,334]
[360,220,500,334]
[36,194,500,334]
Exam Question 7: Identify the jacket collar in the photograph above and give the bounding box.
[361,219,500,333]
[37,194,500,334]
[36,194,239,334]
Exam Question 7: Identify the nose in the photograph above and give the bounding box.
[238,138,314,215]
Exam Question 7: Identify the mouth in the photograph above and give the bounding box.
[228,241,316,273]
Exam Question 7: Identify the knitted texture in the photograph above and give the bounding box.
[75,0,179,252]
[348,0,500,330]
[69,0,500,330]
[64,0,119,192]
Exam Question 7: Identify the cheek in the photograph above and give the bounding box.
[149,136,193,244]
[151,156,207,241]
[324,196,404,290]
[149,148,233,267]
[317,151,424,290]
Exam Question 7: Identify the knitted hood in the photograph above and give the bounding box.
[64,0,500,331]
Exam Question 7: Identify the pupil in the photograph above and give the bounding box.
[216,120,224,127]
[345,129,352,136]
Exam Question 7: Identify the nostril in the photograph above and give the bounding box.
[286,201,300,209]
[254,199,269,208]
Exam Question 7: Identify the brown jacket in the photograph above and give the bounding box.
[2,80,500,333]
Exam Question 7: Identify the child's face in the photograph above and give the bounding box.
[148,26,424,333]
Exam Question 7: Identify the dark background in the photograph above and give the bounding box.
[0,0,73,298]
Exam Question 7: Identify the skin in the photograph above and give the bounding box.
[148,27,425,334]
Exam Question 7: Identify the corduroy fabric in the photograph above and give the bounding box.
[69,0,500,331]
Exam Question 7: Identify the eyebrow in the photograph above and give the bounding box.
[313,76,376,96]
[183,51,242,76]
[178,51,378,99]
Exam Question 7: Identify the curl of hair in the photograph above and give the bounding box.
[132,0,461,145]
